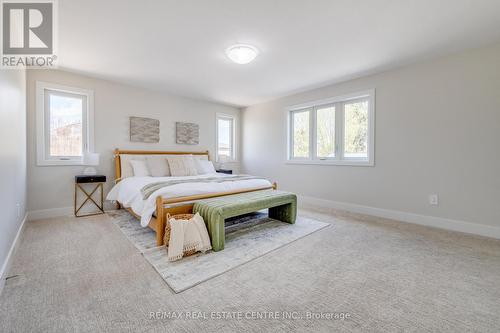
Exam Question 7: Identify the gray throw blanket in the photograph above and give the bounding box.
[141,175,266,200]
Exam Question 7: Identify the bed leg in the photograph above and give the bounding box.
[156,197,165,246]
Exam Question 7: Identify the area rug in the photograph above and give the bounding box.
[107,210,329,293]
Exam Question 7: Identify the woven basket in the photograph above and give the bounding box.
[164,213,197,256]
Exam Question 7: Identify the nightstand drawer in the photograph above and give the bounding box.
[216,169,233,174]
[75,175,106,183]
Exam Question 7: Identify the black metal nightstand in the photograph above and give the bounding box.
[74,175,106,217]
[216,169,233,174]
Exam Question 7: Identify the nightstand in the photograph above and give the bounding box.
[74,175,106,217]
[216,169,233,174]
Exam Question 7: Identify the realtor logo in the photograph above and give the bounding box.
[1,0,57,68]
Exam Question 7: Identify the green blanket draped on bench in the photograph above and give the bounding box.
[193,189,297,251]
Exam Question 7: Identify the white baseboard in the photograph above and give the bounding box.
[298,195,500,240]
[27,206,73,221]
[0,213,28,295]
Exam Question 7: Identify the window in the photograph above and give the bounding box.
[216,113,236,162]
[290,109,310,158]
[36,82,94,166]
[287,90,374,166]
[344,99,369,160]
[316,105,336,159]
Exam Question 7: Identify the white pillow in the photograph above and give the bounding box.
[129,160,151,177]
[166,155,198,177]
[194,159,216,174]
[146,156,170,177]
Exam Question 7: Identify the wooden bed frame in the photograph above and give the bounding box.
[113,149,277,246]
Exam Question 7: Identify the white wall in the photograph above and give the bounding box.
[242,43,500,231]
[26,69,240,216]
[0,70,27,285]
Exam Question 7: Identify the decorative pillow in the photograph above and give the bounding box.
[146,156,170,177]
[166,155,198,177]
[194,159,216,174]
[129,160,151,177]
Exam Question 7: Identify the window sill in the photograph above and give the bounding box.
[285,159,374,167]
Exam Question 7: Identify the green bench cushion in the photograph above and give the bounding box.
[193,189,297,251]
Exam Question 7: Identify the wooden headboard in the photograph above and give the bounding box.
[113,148,210,183]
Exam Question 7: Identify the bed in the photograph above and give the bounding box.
[107,149,276,246]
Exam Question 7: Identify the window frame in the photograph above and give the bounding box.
[36,81,94,166]
[286,89,375,166]
[216,113,237,162]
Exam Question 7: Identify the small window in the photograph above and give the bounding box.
[36,82,94,166]
[216,113,236,162]
[287,90,374,166]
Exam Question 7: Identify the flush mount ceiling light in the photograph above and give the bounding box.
[226,44,259,64]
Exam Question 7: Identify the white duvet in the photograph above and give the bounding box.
[106,173,272,227]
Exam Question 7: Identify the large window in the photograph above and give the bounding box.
[287,90,374,166]
[216,113,236,162]
[36,82,94,166]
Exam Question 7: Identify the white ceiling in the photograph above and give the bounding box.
[58,0,500,107]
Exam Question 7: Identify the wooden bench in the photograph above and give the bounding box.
[193,190,297,251]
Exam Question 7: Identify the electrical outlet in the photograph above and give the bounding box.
[16,203,21,218]
[428,194,439,206]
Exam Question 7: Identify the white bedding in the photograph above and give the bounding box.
[106,173,272,227]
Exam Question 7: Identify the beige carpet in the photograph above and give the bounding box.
[1,208,500,332]
[108,210,328,293]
